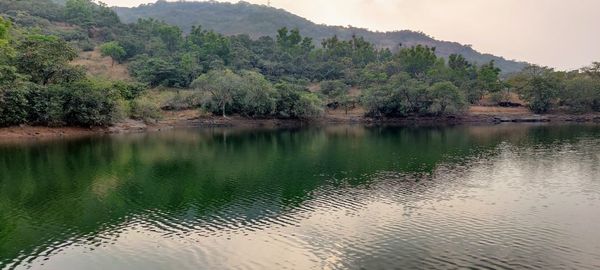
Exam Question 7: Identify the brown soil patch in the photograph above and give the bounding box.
[0,125,103,144]
[468,106,532,116]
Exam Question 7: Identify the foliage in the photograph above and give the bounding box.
[60,79,125,126]
[129,55,187,87]
[15,34,79,85]
[560,76,600,113]
[320,80,349,97]
[396,45,437,78]
[509,66,561,113]
[100,41,126,66]
[0,86,29,126]
[192,69,241,117]
[236,71,278,117]
[3,0,600,127]
[274,82,323,119]
[130,96,162,123]
[65,0,120,28]
[113,1,526,73]
[428,82,466,115]
[362,73,430,117]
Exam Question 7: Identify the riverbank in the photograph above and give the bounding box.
[1,108,600,142]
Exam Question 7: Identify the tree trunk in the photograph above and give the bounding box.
[222,102,226,118]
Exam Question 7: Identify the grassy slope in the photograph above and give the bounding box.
[72,48,133,81]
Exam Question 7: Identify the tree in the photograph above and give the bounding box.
[560,76,600,112]
[100,42,126,67]
[15,35,78,85]
[0,17,14,66]
[274,82,324,119]
[192,69,242,117]
[477,61,502,94]
[320,80,349,97]
[509,65,560,113]
[428,81,466,115]
[582,62,600,79]
[237,71,277,117]
[396,45,438,78]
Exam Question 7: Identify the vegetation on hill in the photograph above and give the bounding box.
[113,0,528,74]
[1,0,599,129]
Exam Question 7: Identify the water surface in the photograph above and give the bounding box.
[1,124,600,269]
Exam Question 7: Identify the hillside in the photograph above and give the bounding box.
[114,1,527,74]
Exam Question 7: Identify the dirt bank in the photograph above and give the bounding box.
[1,108,600,142]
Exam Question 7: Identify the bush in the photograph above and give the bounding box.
[274,83,323,119]
[0,86,29,126]
[320,80,349,97]
[236,71,277,117]
[560,77,600,113]
[428,81,466,115]
[26,84,65,126]
[361,73,430,117]
[111,81,146,100]
[293,92,324,119]
[163,92,203,111]
[130,97,162,123]
[362,85,404,117]
[61,80,124,126]
[510,66,560,114]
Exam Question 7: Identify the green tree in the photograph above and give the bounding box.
[274,82,324,119]
[0,17,14,67]
[15,35,78,85]
[509,65,561,114]
[428,81,466,115]
[0,86,29,127]
[560,76,600,112]
[477,61,502,95]
[396,45,438,78]
[237,71,277,117]
[192,69,242,117]
[100,42,126,67]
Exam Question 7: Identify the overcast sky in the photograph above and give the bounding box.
[103,0,600,70]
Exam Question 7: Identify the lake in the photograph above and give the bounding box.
[1,124,600,269]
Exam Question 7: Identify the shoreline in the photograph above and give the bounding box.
[1,111,599,142]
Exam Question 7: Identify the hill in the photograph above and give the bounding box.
[114,1,527,74]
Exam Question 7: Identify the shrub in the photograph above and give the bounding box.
[293,92,324,119]
[428,81,467,115]
[560,77,600,113]
[237,71,277,117]
[0,86,29,126]
[163,92,203,111]
[26,84,65,126]
[362,85,404,117]
[61,80,124,126]
[111,81,146,100]
[320,80,349,97]
[274,83,324,119]
[130,97,162,123]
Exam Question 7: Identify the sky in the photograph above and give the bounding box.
[102,0,600,70]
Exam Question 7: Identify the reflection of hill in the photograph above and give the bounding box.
[0,125,599,266]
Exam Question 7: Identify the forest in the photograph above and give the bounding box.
[1,0,599,127]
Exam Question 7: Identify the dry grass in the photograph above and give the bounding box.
[72,48,132,81]
[479,92,525,106]
[468,106,532,115]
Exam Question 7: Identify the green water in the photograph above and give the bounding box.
[1,124,600,269]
